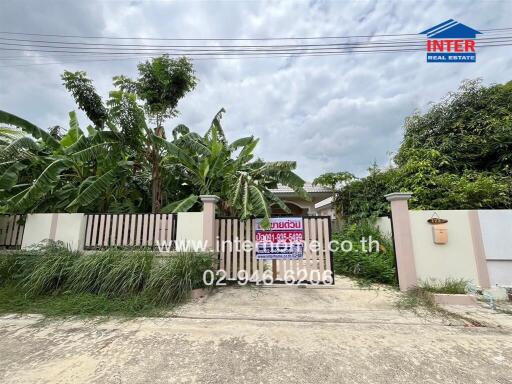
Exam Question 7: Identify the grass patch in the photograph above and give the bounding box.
[0,285,166,317]
[418,278,468,294]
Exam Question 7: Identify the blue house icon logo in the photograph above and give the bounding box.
[420,20,482,63]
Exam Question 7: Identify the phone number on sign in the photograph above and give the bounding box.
[202,269,333,285]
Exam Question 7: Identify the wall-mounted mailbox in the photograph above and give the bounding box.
[432,224,448,244]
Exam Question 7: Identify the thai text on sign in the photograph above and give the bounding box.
[255,217,304,260]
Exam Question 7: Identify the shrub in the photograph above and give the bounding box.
[332,219,397,285]
[0,251,39,286]
[146,252,213,304]
[67,249,153,296]
[22,241,79,296]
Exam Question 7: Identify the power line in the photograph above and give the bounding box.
[0,43,510,68]
[0,26,509,41]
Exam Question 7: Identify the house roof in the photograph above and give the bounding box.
[420,19,481,39]
[315,196,333,209]
[269,183,331,194]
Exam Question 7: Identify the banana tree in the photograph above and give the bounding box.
[159,109,308,227]
[0,110,132,213]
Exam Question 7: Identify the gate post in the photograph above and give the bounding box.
[385,192,417,291]
[200,195,220,251]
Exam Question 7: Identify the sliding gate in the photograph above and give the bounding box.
[216,216,334,284]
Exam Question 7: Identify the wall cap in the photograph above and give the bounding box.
[199,195,220,203]
[384,192,413,202]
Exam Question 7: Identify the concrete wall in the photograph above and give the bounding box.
[478,210,512,286]
[176,212,203,243]
[22,213,86,250]
[376,217,392,238]
[408,210,479,283]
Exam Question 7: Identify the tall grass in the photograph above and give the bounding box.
[21,242,79,296]
[146,253,213,304]
[0,244,214,316]
[67,249,153,296]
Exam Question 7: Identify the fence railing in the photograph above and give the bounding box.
[0,214,26,249]
[84,213,177,250]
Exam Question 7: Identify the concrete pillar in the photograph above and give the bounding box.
[200,195,220,251]
[385,192,417,291]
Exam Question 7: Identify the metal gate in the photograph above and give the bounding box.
[215,216,334,284]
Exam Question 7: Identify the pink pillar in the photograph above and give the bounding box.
[200,195,220,251]
[385,192,417,291]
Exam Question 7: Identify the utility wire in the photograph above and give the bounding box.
[0,26,509,41]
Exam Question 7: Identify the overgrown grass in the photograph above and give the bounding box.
[418,278,469,294]
[146,253,213,304]
[67,249,153,296]
[332,219,397,285]
[0,242,214,317]
[22,242,79,296]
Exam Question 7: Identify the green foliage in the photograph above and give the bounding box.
[61,71,108,129]
[396,79,512,175]
[132,56,198,125]
[313,171,355,191]
[332,220,396,285]
[331,79,512,219]
[146,253,213,304]
[162,110,307,226]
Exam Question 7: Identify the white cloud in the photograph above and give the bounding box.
[1,0,511,180]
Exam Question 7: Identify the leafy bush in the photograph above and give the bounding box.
[68,249,153,296]
[332,220,396,285]
[21,241,79,296]
[419,278,469,294]
[146,252,213,304]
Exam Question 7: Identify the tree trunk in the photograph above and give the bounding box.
[151,125,166,213]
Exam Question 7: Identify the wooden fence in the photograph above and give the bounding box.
[84,213,177,250]
[0,215,25,249]
[216,216,334,284]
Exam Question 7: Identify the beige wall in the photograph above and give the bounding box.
[409,210,479,283]
[176,212,203,242]
[21,213,86,251]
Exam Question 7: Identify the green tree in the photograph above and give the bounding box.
[114,56,198,213]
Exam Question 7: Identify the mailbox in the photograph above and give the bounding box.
[432,224,448,244]
[427,213,448,245]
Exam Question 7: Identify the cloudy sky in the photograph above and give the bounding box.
[1,0,511,181]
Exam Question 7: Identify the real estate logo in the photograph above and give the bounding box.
[420,19,481,63]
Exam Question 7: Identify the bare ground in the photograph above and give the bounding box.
[1,278,511,384]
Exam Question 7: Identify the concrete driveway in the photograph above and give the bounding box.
[1,278,511,384]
